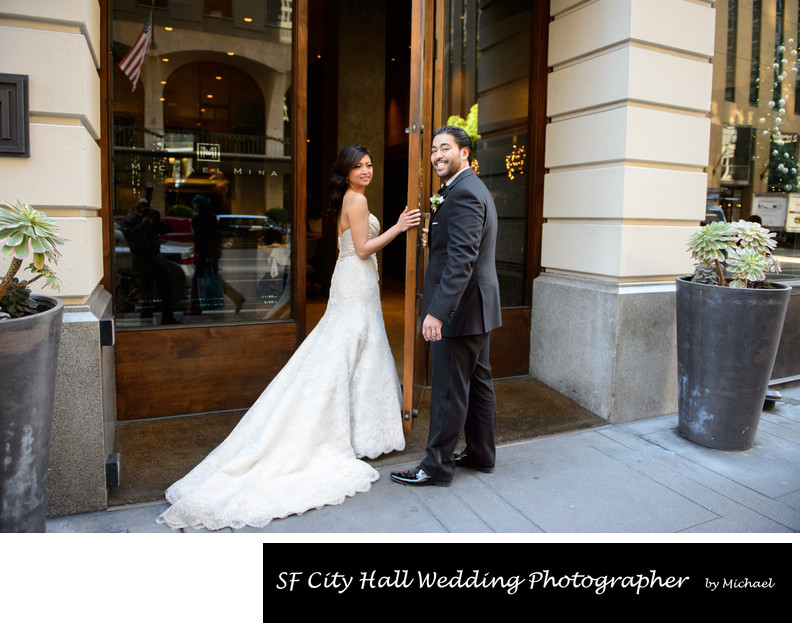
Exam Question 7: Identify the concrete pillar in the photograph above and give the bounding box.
[532,0,716,423]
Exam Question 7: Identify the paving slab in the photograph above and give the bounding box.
[647,425,800,499]
[481,441,717,533]
[44,386,800,534]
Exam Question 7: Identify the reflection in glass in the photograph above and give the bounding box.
[441,0,531,307]
[111,0,293,327]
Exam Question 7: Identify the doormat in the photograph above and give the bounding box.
[108,377,605,507]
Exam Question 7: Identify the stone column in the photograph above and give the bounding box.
[531,0,715,423]
[0,0,114,515]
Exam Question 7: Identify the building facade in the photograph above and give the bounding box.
[1,0,797,517]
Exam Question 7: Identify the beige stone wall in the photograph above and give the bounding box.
[543,0,715,282]
[0,0,102,304]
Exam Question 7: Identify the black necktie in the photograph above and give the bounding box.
[437,185,448,197]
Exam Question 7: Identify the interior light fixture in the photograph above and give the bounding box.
[227,51,235,56]
[244,17,253,22]
[164,26,173,31]
[161,57,169,62]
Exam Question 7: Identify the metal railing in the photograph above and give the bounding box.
[113,125,290,159]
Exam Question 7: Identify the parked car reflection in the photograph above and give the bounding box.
[217,214,287,249]
[113,210,293,324]
[162,216,194,243]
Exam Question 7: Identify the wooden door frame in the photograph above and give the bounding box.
[99,0,113,293]
[402,0,438,433]
[292,0,309,345]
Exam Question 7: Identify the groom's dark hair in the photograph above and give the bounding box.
[433,125,472,162]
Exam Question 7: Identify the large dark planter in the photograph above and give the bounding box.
[676,276,791,451]
[0,295,63,532]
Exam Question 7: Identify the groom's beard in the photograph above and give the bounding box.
[433,157,460,180]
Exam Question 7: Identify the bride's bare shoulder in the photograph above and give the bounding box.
[342,192,369,219]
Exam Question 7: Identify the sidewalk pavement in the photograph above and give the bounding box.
[46,386,800,534]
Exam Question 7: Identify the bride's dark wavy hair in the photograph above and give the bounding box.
[325,144,372,218]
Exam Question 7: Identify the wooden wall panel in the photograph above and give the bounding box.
[490,307,531,378]
[115,323,298,420]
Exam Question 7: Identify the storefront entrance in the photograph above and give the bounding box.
[109,0,543,425]
[101,0,602,507]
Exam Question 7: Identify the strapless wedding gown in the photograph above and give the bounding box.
[156,214,405,530]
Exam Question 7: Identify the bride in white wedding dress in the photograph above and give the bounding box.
[156,145,420,530]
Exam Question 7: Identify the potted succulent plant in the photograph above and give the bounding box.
[0,200,66,532]
[676,219,791,451]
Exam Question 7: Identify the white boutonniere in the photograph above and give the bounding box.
[430,194,444,212]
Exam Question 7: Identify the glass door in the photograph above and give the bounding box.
[432,0,546,378]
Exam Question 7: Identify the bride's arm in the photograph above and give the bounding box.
[344,194,420,259]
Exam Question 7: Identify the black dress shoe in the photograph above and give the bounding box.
[454,452,494,474]
[390,467,451,487]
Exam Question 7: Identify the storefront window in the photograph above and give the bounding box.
[441,0,531,307]
[111,0,293,327]
[710,0,800,280]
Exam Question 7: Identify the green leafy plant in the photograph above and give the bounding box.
[166,204,193,218]
[687,220,781,288]
[266,206,289,226]
[447,103,481,148]
[0,200,65,318]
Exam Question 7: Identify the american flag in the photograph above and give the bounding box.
[118,14,152,91]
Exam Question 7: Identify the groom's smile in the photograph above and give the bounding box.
[431,133,468,180]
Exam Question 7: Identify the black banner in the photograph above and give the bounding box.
[262,543,792,623]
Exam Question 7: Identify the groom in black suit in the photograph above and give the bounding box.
[391,125,502,487]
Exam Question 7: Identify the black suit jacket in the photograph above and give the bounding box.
[421,168,502,337]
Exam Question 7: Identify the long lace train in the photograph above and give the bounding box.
[156,214,405,530]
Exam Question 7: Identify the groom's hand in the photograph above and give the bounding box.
[422,314,444,342]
